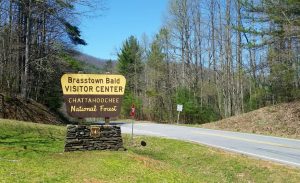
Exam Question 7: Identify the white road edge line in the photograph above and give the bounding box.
[186,139,300,168]
[131,123,300,143]
[121,130,300,168]
[191,131,300,150]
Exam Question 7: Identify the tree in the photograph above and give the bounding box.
[117,36,144,118]
[103,59,114,73]
[241,0,300,103]
[146,35,167,121]
[0,0,101,111]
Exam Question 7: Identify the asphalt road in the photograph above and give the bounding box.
[120,122,300,168]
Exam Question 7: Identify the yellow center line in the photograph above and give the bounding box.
[192,131,300,151]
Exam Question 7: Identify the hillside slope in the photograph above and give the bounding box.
[2,97,63,125]
[201,101,300,139]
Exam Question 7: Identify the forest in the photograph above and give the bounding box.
[1,0,299,124]
[0,0,103,111]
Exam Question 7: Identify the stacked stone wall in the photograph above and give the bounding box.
[65,125,124,152]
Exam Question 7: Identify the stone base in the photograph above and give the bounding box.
[65,125,124,152]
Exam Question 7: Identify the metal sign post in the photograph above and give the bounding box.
[177,111,180,124]
[131,117,134,144]
[130,104,135,145]
[177,104,183,124]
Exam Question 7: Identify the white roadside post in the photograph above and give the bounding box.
[177,104,183,124]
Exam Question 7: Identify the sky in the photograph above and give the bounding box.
[78,0,169,60]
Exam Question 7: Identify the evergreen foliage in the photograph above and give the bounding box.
[117,36,144,118]
[241,0,300,106]
[175,87,219,124]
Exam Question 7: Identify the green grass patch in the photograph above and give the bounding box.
[1,119,300,182]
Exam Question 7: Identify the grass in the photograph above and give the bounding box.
[1,119,300,182]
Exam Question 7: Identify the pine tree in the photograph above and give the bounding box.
[117,36,144,118]
[146,36,167,121]
[117,36,143,94]
[242,0,300,103]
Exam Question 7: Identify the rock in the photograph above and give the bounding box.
[64,125,124,152]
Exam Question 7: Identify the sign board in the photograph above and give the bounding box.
[177,104,183,112]
[61,74,126,118]
[90,126,101,138]
[130,104,135,117]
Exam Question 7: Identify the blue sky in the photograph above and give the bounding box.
[78,0,168,60]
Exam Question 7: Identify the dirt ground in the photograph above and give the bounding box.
[201,101,300,139]
[2,96,63,124]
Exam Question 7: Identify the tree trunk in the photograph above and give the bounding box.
[21,0,32,99]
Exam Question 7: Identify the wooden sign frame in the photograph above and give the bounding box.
[61,74,126,118]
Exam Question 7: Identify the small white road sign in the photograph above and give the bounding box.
[177,104,183,112]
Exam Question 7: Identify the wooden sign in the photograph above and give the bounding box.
[61,74,126,118]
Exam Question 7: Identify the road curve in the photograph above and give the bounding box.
[120,122,300,168]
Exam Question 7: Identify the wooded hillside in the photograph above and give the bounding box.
[1,0,299,124]
[117,0,300,124]
[0,0,106,113]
